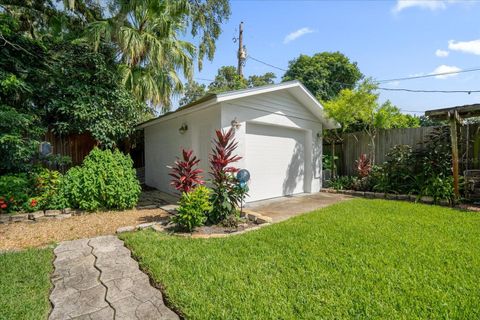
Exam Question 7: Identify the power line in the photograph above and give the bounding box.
[378,87,480,94]
[378,67,480,83]
[247,55,287,72]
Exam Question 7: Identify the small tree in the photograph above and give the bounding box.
[169,149,204,193]
[323,79,419,164]
[209,128,242,223]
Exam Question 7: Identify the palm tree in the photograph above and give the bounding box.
[86,0,224,111]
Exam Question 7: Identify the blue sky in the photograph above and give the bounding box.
[190,0,480,115]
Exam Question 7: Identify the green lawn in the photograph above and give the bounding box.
[121,199,480,319]
[0,248,53,320]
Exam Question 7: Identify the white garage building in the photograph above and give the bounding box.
[138,81,337,203]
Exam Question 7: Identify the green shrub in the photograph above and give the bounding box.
[172,186,212,232]
[62,148,141,211]
[32,168,63,210]
[0,173,30,213]
[330,176,355,190]
[421,175,455,204]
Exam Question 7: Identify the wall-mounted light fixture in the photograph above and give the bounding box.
[179,123,188,134]
[231,118,241,130]
[316,132,322,139]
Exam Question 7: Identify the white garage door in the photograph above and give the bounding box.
[245,123,306,202]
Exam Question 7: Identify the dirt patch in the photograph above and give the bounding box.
[0,209,170,251]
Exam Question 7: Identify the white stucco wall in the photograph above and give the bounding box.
[144,106,220,194]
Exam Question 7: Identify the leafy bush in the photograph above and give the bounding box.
[330,176,355,190]
[62,148,141,211]
[32,169,63,210]
[169,149,204,193]
[0,173,30,213]
[421,175,455,204]
[208,128,242,223]
[172,186,212,232]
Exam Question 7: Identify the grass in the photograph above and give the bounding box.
[0,248,54,320]
[121,199,480,319]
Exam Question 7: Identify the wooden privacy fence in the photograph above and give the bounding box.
[324,127,437,176]
[45,131,97,166]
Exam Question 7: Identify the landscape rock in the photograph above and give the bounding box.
[136,222,157,230]
[116,226,135,234]
[45,210,62,217]
[256,215,272,224]
[10,213,28,222]
[28,211,45,220]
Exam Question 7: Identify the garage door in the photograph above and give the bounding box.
[245,123,306,202]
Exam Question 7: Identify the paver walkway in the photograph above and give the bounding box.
[49,235,179,320]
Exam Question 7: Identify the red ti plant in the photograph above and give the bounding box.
[356,153,372,178]
[209,128,242,223]
[169,149,204,193]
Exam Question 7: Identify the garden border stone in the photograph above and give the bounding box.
[320,188,457,208]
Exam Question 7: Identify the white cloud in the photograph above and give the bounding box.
[435,49,449,57]
[430,65,462,79]
[393,0,447,13]
[283,27,314,44]
[448,39,480,55]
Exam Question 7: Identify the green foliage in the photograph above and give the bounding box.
[179,81,207,106]
[208,66,248,93]
[122,199,480,319]
[86,0,230,109]
[322,154,338,170]
[247,72,276,87]
[330,176,355,190]
[62,148,141,211]
[323,80,420,163]
[45,43,149,148]
[0,106,44,174]
[32,168,63,210]
[282,51,363,101]
[370,127,454,202]
[172,186,212,232]
[0,173,30,213]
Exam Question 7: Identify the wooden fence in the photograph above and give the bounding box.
[45,131,97,166]
[324,127,437,176]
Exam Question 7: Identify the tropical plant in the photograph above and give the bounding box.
[169,149,204,193]
[62,148,141,211]
[172,185,212,232]
[86,0,230,110]
[356,154,371,178]
[209,128,242,223]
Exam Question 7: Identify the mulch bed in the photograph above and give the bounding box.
[0,208,170,251]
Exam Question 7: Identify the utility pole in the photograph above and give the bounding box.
[237,22,246,77]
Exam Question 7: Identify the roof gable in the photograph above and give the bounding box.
[138,81,338,129]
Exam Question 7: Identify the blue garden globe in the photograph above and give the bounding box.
[236,169,250,183]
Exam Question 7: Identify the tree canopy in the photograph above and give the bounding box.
[322,80,420,163]
[282,52,363,101]
[179,66,277,105]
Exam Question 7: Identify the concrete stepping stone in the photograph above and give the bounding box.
[49,235,178,320]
